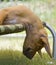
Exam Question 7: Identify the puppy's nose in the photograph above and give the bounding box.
[25,47,31,52]
[23,47,35,59]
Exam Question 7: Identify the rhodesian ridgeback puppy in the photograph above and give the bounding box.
[0,5,52,59]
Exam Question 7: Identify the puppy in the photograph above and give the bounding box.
[0,5,52,59]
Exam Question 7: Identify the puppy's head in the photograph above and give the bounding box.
[23,28,52,59]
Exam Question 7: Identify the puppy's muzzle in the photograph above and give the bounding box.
[23,47,36,59]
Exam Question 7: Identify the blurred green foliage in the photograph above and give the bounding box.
[0,0,30,2]
[0,50,56,65]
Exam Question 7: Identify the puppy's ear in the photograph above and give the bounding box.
[40,29,52,58]
[0,10,8,24]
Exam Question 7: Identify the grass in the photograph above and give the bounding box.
[0,50,56,65]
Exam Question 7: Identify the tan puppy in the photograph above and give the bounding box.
[0,5,52,59]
